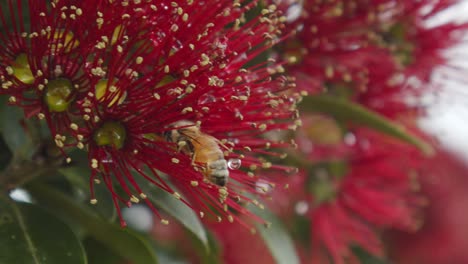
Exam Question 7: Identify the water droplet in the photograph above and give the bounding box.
[227,138,240,144]
[344,132,356,145]
[286,2,303,23]
[227,158,241,170]
[234,87,250,98]
[122,205,154,232]
[295,201,309,215]
[198,93,217,104]
[298,138,313,154]
[256,180,273,194]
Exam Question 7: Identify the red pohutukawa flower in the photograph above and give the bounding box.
[0,0,299,227]
[276,0,467,117]
[270,126,425,264]
[0,0,90,138]
[389,149,468,264]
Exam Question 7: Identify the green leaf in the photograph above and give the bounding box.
[250,207,300,264]
[301,95,434,155]
[0,199,87,264]
[142,183,209,251]
[0,0,30,31]
[59,165,116,221]
[26,183,159,264]
[0,135,12,171]
[353,247,389,264]
[152,244,190,264]
[153,253,188,264]
[0,101,33,158]
[83,238,124,264]
[185,228,220,264]
[57,149,116,221]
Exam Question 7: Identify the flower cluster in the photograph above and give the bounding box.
[0,0,298,227]
[389,149,468,264]
[262,0,467,262]
[279,0,467,117]
[268,116,427,263]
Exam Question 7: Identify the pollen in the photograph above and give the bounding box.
[181,107,193,114]
[130,195,140,203]
[91,159,99,169]
[5,66,13,75]
[2,81,13,89]
[70,123,78,130]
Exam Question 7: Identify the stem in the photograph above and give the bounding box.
[0,152,63,192]
[301,95,435,155]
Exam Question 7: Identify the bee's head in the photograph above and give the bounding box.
[163,130,174,143]
[213,177,227,187]
[165,120,199,143]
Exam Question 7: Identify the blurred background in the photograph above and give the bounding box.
[420,0,468,161]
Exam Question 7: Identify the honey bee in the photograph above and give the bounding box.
[165,120,229,186]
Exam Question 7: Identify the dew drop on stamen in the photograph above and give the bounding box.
[198,94,217,104]
[227,158,241,170]
[256,180,273,194]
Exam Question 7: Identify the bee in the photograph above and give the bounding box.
[165,120,229,186]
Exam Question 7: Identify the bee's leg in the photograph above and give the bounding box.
[191,151,197,166]
[215,138,231,152]
[177,140,188,152]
